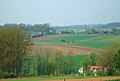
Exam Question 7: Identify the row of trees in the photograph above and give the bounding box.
[0,23,55,35]
[28,48,74,76]
[1,23,120,35]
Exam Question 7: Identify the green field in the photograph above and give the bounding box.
[2,77,65,81]
[1,75,106,81]
[27,31,37,35]
[2,76,118,81]
[34,34,120,49]
[72,55,87,69]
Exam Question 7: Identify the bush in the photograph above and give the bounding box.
[86,70,94,76]
[9,72,17,78]
[113,72,120,76]
[97,70,107,76]
[2,72,9,78]
[0,72,17,78]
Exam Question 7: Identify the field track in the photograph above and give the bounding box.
[32,35,61,40]
[45,76,120,81]
[32,42,104,55]
[1,76,120,81]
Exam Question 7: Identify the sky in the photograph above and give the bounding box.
[0,0,120,26]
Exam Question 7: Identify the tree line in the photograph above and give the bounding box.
[0,23,55,35]
[1,23,120,35]
[29,48,74,76]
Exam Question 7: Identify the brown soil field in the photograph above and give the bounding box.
[32,35,61,40]
[32,42,104,56]
[45,76,120,81]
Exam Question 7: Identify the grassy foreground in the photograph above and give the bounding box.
[1,76,120,81]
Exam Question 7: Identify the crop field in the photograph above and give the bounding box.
[33,34,120,49]
[32,34,120,56]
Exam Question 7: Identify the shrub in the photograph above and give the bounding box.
[2,72,9,78]
[9,72,17,78]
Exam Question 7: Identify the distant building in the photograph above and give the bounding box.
[37,32,43,36]
[88,66,107,72]
[32,32,43,38]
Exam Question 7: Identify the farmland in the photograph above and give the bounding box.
[1,29,120,80]
[31,34,120,70]
[33,34,120,49]
[29,33,120,75]
[1,0,120,80]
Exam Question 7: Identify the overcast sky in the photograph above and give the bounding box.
[0,0,120,26]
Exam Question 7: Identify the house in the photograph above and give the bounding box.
[37,32,43,36]
[32,32,44,38]
[88,66,107,76]
[88,66,107,72]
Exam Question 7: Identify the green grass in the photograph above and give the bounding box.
[2,77,66,81]
[27,31,37,35]
[2,75,115,81]
[108,80,120,81]
[1,75,107,81]
[72,55,87,69]
[34,34,120,49]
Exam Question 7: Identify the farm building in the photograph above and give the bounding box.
[88,66,107,72]
[32,32,44,38]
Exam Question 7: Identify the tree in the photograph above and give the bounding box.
[81,58,91,70]
[113,50,120,71]
[90,28,96,34]
[36,48,42,75]
[96,43,120,75]
[89,52,97,66]
[53,50,63,75]
[0,27,32,77]
[66,50,74,74]
[112,28,120,35]
[81,52,96,69]
[85,28,96,34]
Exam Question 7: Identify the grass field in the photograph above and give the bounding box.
[33,34,120,49]
[2,76,120,81]
[27,31,37,35]
[72,55,87,69]
[1,77,66,81]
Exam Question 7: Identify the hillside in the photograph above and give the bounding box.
[53,22,120,31]
[33,34,120,49]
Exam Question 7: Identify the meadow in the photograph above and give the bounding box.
[33,34,120,49]
[2,76,120,81]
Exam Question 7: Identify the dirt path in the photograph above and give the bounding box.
[45,77,120,81]
[32,35,61,40]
